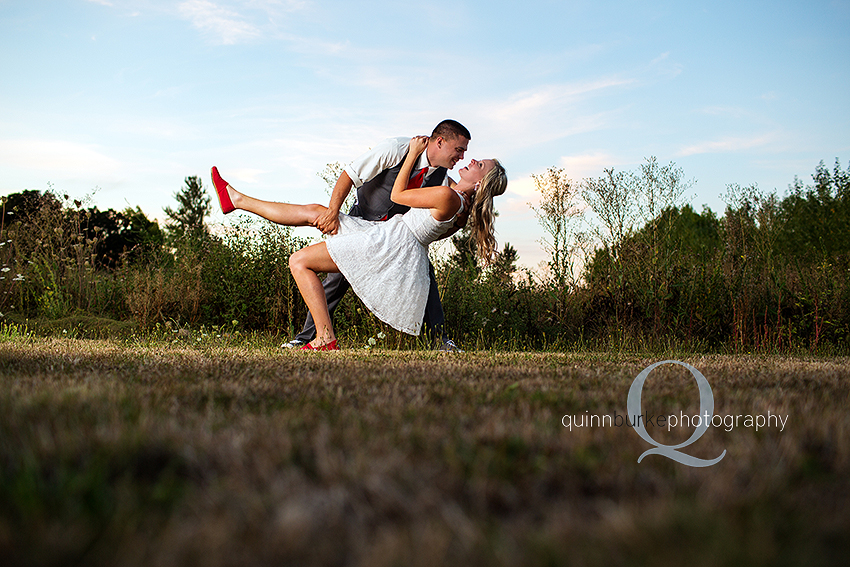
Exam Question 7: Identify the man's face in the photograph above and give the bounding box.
[430,135,469,169]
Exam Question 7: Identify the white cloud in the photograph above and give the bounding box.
[677,133,778,156]
[497,78,634,120]
[558,152,616,180]
[245,0,308,13]
[503,170,592,213]
[174,0,309,44]
[463,78,634,151]
[697,106,751,118]
[178,0,261,44]
[649,51,683,78]
[219,167,269,185]
[0,139,122,176]
[503,176,539,210]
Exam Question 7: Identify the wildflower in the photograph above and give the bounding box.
[368,337,377,346]
[232,320,238,326]
[0,267,9,273]
[377,332,386,340]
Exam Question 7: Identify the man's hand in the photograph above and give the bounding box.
[315,207,341,234]
[317,170,355,235]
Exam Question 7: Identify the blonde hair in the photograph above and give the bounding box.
[468,159,507,263]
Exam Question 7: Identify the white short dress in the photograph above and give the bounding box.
[325,196,464,335]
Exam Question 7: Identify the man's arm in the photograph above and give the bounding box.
[315,137,410,234]
[315,171,354,235]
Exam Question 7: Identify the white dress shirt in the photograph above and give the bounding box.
[344,136,449,191]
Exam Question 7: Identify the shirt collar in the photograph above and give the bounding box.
[415,149,434,172]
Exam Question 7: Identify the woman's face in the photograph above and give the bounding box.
[459,159,496,185]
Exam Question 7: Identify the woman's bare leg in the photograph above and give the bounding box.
[214,169,328,226]
[288,242,340,347]
[231,189,327,226]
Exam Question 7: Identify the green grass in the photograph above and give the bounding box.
[1,338,848,566]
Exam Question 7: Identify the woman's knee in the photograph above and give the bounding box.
[289,250,305,272]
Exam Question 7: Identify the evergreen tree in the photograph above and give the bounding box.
[164,176,210,239]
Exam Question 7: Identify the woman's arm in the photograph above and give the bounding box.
[391,136,461,221]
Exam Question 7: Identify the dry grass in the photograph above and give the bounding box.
[1,338,848,566]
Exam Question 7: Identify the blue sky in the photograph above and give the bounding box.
[1,0,848,268]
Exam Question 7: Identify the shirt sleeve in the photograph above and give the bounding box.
[344,137,410,188]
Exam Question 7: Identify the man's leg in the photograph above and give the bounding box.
[293,272,352,343]
[422,261,449,347]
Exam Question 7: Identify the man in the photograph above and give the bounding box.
[283,119,471,351]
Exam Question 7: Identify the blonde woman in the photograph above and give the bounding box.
[211,136,507,350]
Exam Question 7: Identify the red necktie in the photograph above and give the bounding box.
[407,167,427,189]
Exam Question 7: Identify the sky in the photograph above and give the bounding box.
[1,0,848,269]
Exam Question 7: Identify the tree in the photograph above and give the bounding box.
[2,190,61,230]
[530,166,584,289]
[164,176,211,239]
[581,158,692,332]
[581,168,636,257]
[778,159,850,261]
[447,225,479,274]
[82,206,164,268]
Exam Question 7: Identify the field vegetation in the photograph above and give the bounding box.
[1,159,848,353]
[1,336,848,566]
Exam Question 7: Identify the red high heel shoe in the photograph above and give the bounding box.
[211,167,235,214]
[300,339,339,351]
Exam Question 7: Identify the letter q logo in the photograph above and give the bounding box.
[628,360,726,467]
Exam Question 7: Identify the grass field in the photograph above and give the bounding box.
[1,337,848,566]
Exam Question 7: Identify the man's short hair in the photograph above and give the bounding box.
[431,119,471,142]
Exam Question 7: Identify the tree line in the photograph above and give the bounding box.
[1,159,847,352]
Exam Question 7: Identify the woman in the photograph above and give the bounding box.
[211,136,507,350]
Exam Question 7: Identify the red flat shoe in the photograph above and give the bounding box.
[300,339,339,351]
[211,166,235,214]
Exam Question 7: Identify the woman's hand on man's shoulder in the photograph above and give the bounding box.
[408,135,428,155]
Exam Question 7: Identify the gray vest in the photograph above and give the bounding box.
[353,153,447,221]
